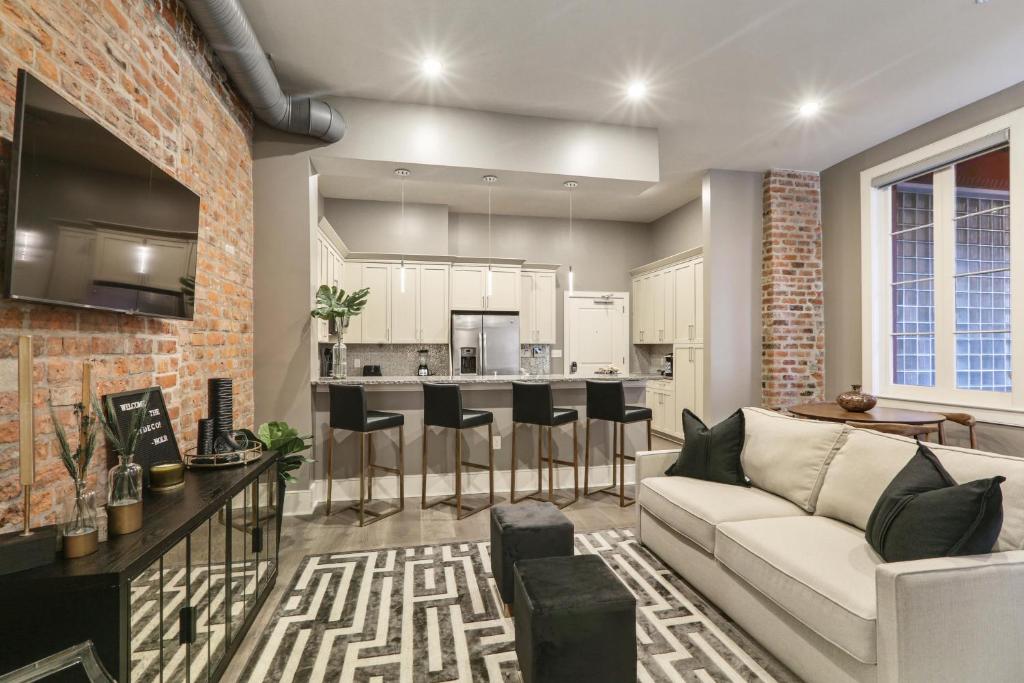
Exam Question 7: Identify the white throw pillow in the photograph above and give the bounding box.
[740,407,848,512]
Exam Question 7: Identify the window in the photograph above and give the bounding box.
[862,112,1023,416]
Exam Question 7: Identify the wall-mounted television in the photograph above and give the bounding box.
[4,70,200,320]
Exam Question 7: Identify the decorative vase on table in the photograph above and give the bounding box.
[63,480,98,558]
[836,384,877,413]
[331,315,350,379]
[106,453,143,535]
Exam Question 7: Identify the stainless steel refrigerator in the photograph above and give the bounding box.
[451,313,520,375]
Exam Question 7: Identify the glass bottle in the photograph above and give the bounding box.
[107,453,144,535]
[63,480,98,558]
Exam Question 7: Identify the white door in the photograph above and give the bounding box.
[564,292,629,375]
[419,264,449,343]
[451,266,485,310]
[389,264,419,343]
[520,272,536,341]
[533,272,556,344]
[487,266,520,310]
[359,263,390,342]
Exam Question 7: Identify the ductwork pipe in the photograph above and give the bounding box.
[182,0,346,143]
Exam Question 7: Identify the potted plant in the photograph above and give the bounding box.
[310,285,369,379]
[94,395,150,536]
[243,421,312,543]
[51,403,101,558]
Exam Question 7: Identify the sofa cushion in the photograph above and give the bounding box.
[740,407,848,512]
[638,476,806,552]
[815,427,1024,551]
[715,516,882,664]
[665,409,747,486]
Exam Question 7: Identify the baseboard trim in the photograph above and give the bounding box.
[282,463,636,516]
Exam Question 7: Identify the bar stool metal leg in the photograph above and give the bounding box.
[326,427,334,515]
[618,423,626,507]
[358,433,366,527]
[367,432,375,502]
[488,423,495,506]
[572,421,579,503]
[398,425,405,509]
[584,418,591,494]
[547,426,555,503]
[455,428,463,517]
[421,426,429,509]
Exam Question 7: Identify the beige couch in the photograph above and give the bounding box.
[636,407,1024,683]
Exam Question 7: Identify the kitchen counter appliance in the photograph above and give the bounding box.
[452,313,520,376]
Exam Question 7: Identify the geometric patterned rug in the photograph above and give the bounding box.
[241,528,800,682]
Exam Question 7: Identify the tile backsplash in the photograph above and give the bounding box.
[328,343,451,377]
[520,344,552,375]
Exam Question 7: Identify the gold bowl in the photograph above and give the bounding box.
[150,462,185,492]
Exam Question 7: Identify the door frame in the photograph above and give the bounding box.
[563,290,630,375]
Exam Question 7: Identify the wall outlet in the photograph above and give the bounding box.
[492,435,501,450]
[352,358,361,367]
[552,349,563,358]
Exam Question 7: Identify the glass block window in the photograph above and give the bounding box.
[891,173,935,387]
[953,147,1010,392]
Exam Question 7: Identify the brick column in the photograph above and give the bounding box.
[761,170,825,409]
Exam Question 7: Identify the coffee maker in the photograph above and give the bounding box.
[661,353,673,377]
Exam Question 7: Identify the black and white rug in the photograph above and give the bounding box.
[243,529,798,682]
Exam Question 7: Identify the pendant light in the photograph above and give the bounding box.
[395,168,411,292]
[564,180,578,293]
[483,175,498,298]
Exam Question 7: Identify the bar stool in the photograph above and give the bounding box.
[421,383,495,520]
[510,382,579,508]
[326,384,404,526]
[584,380,652,507]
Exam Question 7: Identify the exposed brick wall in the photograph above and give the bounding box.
[761,169,825,410]
[0,0,254,532]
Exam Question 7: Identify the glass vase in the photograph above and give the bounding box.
[63,480,98,558]
[331,316,349,379]
[107,455,143,535]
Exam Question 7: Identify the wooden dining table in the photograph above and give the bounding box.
[787,402,946,426]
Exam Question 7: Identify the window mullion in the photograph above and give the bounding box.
[1010,114,1024,408]
[933,166,956,391]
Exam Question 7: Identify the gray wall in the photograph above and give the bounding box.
[650,197,702,257]
[323,198,449,253]
[821,80,1024,454]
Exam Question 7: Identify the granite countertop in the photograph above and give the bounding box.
[313,373,660,386]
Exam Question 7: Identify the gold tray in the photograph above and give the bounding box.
[183,444,262,469]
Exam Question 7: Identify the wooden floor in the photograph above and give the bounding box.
[221,490,641,682]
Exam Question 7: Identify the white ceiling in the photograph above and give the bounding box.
[242,0,1024,221]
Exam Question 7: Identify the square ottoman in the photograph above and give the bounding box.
[490,502,574,612]
[513,554,636,683]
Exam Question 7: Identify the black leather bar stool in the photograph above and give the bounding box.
[584,380,652,507]
[510,382,579,508]
[421,383,495,520]
[327,384,404,526]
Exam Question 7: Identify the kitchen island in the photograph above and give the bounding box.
[300,374,659,515]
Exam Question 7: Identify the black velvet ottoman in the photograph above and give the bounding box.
[490,502,574,614]
[513,554,637,683]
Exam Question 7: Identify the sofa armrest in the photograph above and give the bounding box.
[635,449,679,484]
[876,550,1024,683]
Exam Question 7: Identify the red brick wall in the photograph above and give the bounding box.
[761,169,825,410]
[0,0,253,532]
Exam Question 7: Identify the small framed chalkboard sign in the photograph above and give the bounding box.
[102,386,181,487]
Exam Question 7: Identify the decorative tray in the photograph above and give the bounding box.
[183,444,262,469]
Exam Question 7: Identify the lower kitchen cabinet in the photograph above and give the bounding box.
[645,379,676,438]
[0,453,280,683]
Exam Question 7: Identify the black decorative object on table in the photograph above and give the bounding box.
[490,502,574,613]
[513,554,637,683]
[866,442,1005,562]
[197,418,215,455]
[102,387,181,488]
[208,377,234,436]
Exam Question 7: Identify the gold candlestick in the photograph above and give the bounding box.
[18,336,34,537]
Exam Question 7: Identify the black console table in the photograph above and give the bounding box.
[0,451,280,682]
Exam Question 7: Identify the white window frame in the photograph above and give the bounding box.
[861,109,1024,426]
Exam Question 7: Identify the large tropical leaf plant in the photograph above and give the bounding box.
[238,421,313,486]
[310,285,370,329]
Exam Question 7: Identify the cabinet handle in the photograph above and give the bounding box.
[689,324,694,340]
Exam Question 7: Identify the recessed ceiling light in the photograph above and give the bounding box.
[421,57,444,78]
[798,100,822,118]
[626,81,647,100]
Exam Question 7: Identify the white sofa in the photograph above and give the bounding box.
[636,407,1024,683]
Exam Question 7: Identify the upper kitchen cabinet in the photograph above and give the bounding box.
[418,264,451,343]
[345,261,450,344]
[521,268,557,344]
[631,249,703,345]
[314,227,344,344]
[344,262,390,343]
[450,264,520,311]
[672,257,703,344]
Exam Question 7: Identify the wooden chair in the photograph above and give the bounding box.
[936,412,977,449]
[845,421,940,442]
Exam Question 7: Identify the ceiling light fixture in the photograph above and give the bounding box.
[564,180,578,293]
[483,175,499,299]
[798,99,822,118]
[627,81,647,100]
[395,168,411,292]
[421,57,444,78]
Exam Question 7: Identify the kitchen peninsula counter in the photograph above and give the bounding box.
[312,373,656,388]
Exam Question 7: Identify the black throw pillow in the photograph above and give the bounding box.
[665,409,747,486]
[865,442,1005,562]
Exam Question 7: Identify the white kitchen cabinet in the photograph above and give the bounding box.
[650,270,673,343]
[632,254,702,346]
[419,264,450,343]
[633,274,652,343]
[693,258,704,344]
[345,262,390,343]
[314,229,345,343]
[672,257,704,344]
[520,270,556,344]
[673,343,704,432]
[389,264,419,343]
[450,264,520,311]
[646,378,676,437]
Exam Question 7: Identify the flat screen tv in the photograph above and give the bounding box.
[5,70,200,320]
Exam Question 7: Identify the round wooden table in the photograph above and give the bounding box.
[787,402,946,426]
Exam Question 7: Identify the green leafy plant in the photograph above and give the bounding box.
[93,394,150,461]
[241,421,314,485]
[310,285,370,330]
[52,403,100,483]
